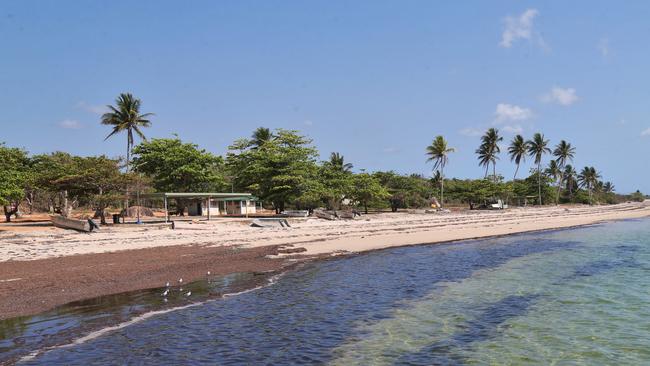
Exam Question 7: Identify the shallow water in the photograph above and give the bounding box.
[6,219,650,365]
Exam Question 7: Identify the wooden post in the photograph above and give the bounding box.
[164,195,168,223]
[207,197,211,221]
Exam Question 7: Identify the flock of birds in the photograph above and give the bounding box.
[161,271,211,302]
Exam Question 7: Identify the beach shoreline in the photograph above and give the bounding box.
[1,201,649,320]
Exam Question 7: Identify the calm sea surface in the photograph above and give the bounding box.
[4,218,650,365]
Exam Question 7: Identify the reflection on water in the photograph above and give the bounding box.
[5,219,650,365]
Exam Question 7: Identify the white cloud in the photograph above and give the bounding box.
[598,38,610,57]
[541,87,579,106]
[459,127,482,137]
[502,125,524,134]
[75,101,108,115]
[494,103,533,122]
[500,9,541,48]
[59,119,82,129]
[641,128,650,137]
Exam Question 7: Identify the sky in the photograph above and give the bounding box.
[1,1,649,193]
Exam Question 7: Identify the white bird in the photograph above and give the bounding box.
[178,278,183,284]
[207,271,211,276]
[162,289,169,297]
[186,291,192,297]
[165,282,170,287]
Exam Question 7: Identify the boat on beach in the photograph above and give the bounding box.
[280,210,310,217]
[250,218,292,228]
[313,209,337,220]
[50,215,99,232]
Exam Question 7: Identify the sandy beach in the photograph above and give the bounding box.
[1,201,649,319]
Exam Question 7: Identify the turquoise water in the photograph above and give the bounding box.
[8,218,650,365]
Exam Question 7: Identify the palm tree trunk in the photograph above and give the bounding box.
[513,163,519,180]
[556,177,562,205]
[484,164,489,179]
[125,129,131,209]
[537,162,542,205]
[440,165,445,208]
[493,163,496,182]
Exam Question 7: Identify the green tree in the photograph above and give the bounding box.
[0,144,30,221]
[426,136,455,207]
[553,140,575,203]
[508,134,528,179]
[350,173,389,214]
[563,164,578,201]
[545,160,562,204]
[226,129,318,213]
[578,166,601,205]
[250,127,273,149]
[476,128,502,180]
[101,93,154,172]
[132,136,225,193]
[328,152,353,173]
[527,133,551,205]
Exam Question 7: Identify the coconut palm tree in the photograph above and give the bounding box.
[250,127,273,148]
[553,140,576,203]
[603,181,615,194]
[545,160,562,204]
[578,166,601,205]
[527,133,551,205]
[564,165,578,200]
[101,93,154,172]
[426,136,455,207]
[476,128,503,181]
[508,134,528,180]
[329,152,353,172]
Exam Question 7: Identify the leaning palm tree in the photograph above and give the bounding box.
[426,136,455,207]
[527,133,551,205]
[476,128,503,181]
[545,160,562,204]
[329,152,353,172]
[102,93,154,172]
[553,140,576,203]
[508,134,528,179]
[578,166,601,205]
[250,127,273,148]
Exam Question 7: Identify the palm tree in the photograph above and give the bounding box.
[508,134,528,180]
[250,127,273,148]
[564,165,577,200]
[426,136,455,207]
[329,152,353,172]
[578,166,601,205]
[545,160,562,204]
[527,133,551,205]
[553,140,576,203]
[476,128,503,181]
[603,181,615,194]
[101,93,154,172]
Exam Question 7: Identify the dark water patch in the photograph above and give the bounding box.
[0,272,273,365]
[19,236,577,365]
[395,294,540,366]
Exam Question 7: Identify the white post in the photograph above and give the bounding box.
[245,200,249,218]
[207,197,211,221]
[164,196,168,223]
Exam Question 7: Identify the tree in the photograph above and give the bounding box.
[0,144,30,222]
[563,165,578,201]
[328,152,353,173]
[250,127,273,149]
[350,173,389,214]
[132,137,226,214]
[426,136,455,207]
[578,166,601,205]
[476,128,502,180]
[603,181,615,194]
[526,133,551,205]
[508,134,528,179]
[226,129,318,213]
[101,93,154,172]
[553,140,575,203]
[545,160,562,204]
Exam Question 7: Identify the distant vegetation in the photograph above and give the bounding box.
[0,94,646,222]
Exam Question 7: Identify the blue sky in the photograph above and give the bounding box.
[1,1,649,193]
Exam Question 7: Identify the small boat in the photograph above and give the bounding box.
[336,210,358,219]
[313,210,337,220]
[250,218,292,228]
[51,215,99,232]
[281,210,309,217]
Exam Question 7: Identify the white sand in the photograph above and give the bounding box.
[1,202,649,262]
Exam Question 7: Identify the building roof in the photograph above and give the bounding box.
[215,196,259,201]
[141,192,254,199]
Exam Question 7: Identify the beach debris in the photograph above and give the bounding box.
[207,271,211,276]
[166,282,170,287]
[162,289,169,297]
[186,291,192,297]
[251,218,291,228]
[178,278,183,284]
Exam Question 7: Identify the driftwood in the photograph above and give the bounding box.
[51,215,99,232]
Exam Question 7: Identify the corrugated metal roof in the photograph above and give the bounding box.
[141,192,253,199]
